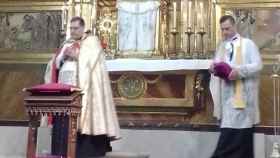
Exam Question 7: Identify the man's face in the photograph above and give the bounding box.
[70,21,84,40]
[220,19,237,40]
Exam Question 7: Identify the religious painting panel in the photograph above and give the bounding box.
[0,12,62,51]
[0,1,64,121]
[0,2,64,63]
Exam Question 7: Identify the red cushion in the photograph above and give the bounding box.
[36,155,64,158]
[213,62,232,80]
[25,83,77,94]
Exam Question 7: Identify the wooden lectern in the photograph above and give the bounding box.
[24,89,82,158]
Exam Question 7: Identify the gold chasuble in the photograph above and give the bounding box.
[45,36,120,139]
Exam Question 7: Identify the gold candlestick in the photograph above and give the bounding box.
[197,27,206,59]
[185,27,194,59]
[168,27,179,59]
[271,63,280,158]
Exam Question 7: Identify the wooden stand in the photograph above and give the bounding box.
[24,92,82,158]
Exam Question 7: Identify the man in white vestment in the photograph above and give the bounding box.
[45,16,120,158]
[209,15,262,158]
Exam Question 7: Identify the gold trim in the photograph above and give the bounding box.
[0,1,65,63]
[0,2,64,9]
[218,3,280,8]
[0,53,52,64]
[117,111,189,116]
[114,98,193,107]
[216,0,280,3]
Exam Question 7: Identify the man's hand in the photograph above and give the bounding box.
[209,63,216,74]
[228,68,239,80]
[63,44,79,60]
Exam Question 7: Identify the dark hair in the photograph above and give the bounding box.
[70,16,85,27]
[219,15,235,25]
[85,29,92,34]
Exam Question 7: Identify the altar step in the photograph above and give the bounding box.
[104,151,149,158]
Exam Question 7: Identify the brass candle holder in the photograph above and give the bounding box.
[168,27,179,59]
[271,62,280,158]
[197,27,207,59]
[185,27,194,59]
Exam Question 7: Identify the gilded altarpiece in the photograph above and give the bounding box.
[0,0,278,133]
[96,0,214,59]
[0,0,215,127]
[95,0,215,127]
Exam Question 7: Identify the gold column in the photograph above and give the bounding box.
[159,0,170,57]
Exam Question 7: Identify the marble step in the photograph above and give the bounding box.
[104,151,149,158]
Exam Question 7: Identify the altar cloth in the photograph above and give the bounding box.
[106,59,212,72]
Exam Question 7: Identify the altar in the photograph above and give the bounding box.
[105,59,212,125]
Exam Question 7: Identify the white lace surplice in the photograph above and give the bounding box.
[58,61,78,86]
[55,43,78,86]
[210,35,263,129]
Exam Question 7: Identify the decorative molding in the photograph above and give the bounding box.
[117,73,147,99]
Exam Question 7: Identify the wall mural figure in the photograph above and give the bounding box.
[234,9,256,39]
[229,8,280,53]
[0,11,62,52]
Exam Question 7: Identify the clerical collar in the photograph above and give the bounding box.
[227,33,239,42]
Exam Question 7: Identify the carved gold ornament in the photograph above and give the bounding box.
[98,15,115,33]
[117,73,147,99]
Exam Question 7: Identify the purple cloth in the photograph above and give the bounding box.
[213,62,232,80]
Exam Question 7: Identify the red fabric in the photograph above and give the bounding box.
[48,48,61,126]
[26,83,77,125]
[63,42,80,58]
[49,44,78,126]
[35,155,64,158]
[71,42,80,49]
[46,43,79,126]
[51,43,80,83]
[47,114,53,126]
[51,48,61,83]
[101,38,107,49]
[26,83,76,94]
[213,62,232,80]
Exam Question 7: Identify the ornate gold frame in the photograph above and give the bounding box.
[215,0,280,64]
[0,1,65,64]
[96,0,169,59]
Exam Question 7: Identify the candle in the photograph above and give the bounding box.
[80,0,83,17]
[182,1,187,23]
[194,34,197,51]
[173,2,177,28]
[200,2,204,28]
[61,6,65,28]
[61,1,67,30]
[188,0,192,28]
[76,5,80,17]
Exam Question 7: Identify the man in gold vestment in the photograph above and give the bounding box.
[45,16,120,158]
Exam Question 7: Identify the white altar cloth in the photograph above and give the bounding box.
[106,59,212,72]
